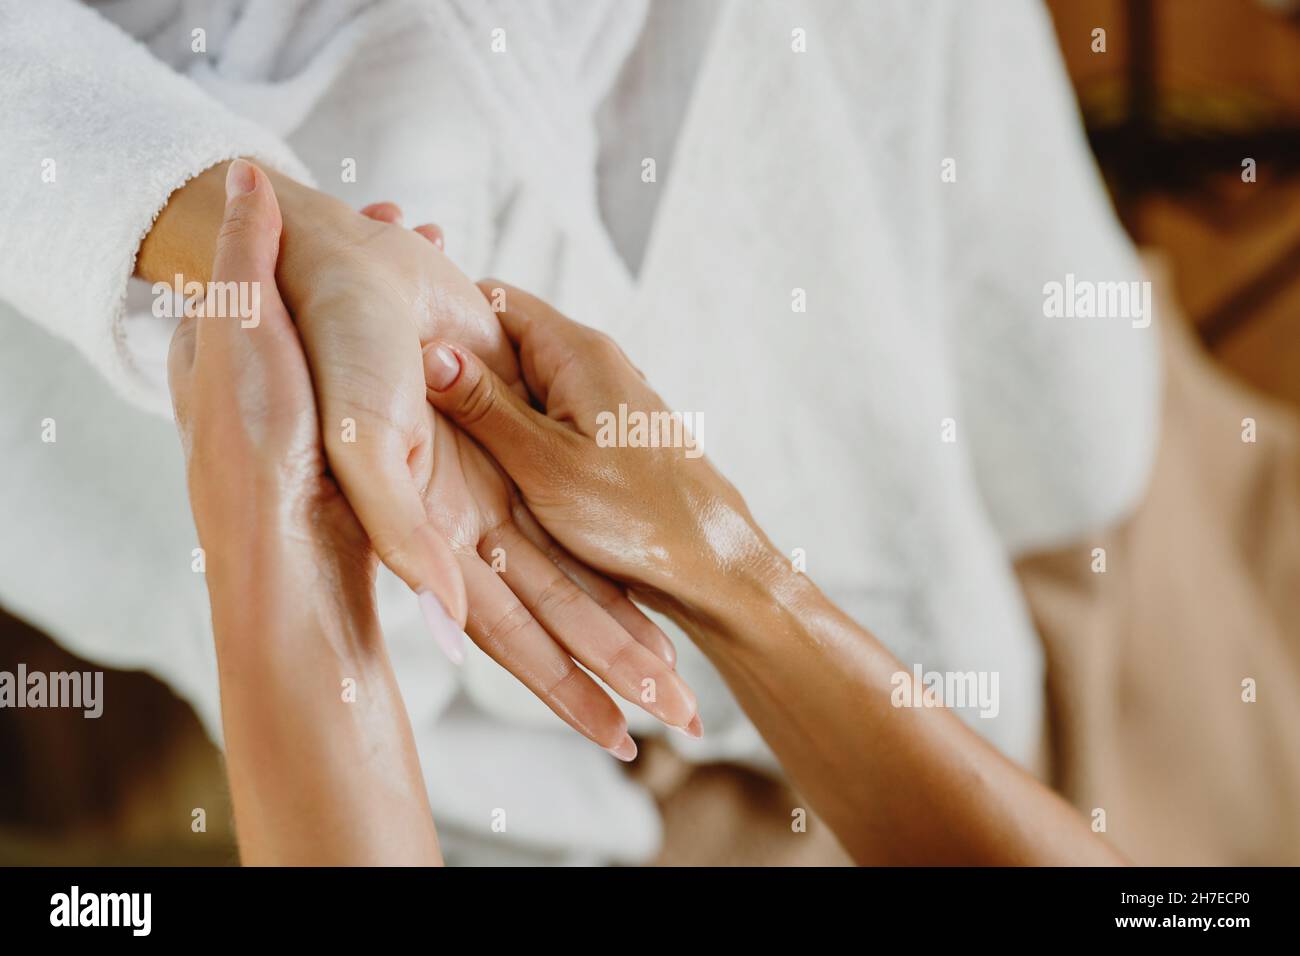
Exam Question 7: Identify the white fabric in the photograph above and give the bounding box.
[0,0,1158,864]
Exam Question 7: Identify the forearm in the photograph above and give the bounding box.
[206,527,441,866]
[672,548,1123,866]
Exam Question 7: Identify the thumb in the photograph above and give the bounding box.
[422,341,567,484]
[172,160,281,443]
[210,159,282,292]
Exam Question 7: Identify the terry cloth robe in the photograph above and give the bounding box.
[0,0,1158,863]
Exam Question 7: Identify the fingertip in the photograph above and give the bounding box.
[422,340,464,393]
[226,158,257,199]
[602,733,638,762]
[413,223,444,250]
[626,611,678,669]
[675,715,704,740]
[659,672,699,731]
[212,160,282,287]
[418,590,467,665]
[359,201,404,225]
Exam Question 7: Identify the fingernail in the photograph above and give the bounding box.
[418,590,465,665]
[424,343,461,392]
[603,734,638,762]
[674,714,703,739]
[226,159,256,200]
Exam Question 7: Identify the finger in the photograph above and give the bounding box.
[359,204,444,251]
[474,280,651,421]
[483,523,697,730]
[474,281,583,407]
[359,201,404,225]
[422,340,574,484]
[474,281,571,346]
[207,160,281,316]
[325,419,468,627]
[412,222,444,251]
[194,160,291,369]
[460,557,636,759]
[509,500,678,668]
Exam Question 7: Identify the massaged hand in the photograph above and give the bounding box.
[141,162,503,619]
[141,162,679,691]
[165,162,699,755]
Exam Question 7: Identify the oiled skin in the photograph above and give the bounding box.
[421,282,1126,867]
[151,161,700,765]
[174,165,1123,865]
[169,166,692,863]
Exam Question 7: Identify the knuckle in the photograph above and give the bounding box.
[457,370,499,428]
[540,662,586,702]
[585,329,621,359]
[215,209,257,249]
[602,637,639,676]
[479,601,533,655]
[370,519,427,572]
[533,574,584,619]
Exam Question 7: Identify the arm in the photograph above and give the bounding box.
[209,515,441,866]
[169,162,439,864]
[418,282,1125,866]
[671,556,1119,865]
[209,529,441,866]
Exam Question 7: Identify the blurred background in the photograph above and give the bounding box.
[4,0,1300,864]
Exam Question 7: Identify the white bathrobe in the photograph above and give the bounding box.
[0,0,1159,864]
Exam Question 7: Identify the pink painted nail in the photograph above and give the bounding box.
[418,590,466,665]
[674,714,703,739]
[226,159,256,199]
[423,343,461,392]
[603,734,638,762]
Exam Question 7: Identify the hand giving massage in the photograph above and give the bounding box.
[158,159,1123,866]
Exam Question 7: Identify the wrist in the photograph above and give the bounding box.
[137,160,357,296]
[671,529,818,645]
[201,495,375,640]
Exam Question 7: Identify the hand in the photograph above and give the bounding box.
[420,286,1128,867]
[420,282,784,630]
[168,160,440,865]
[168,163,701,753]
[272,189,515,621]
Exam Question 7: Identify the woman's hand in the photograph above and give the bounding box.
[142,161,514,621]
[421,283,1125,866]
[290,209,701,750]
[168,160,441,865]
[420,282,786,628]
[171,164,707,759]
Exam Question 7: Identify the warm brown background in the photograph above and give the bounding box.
[4,0,1299,865]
